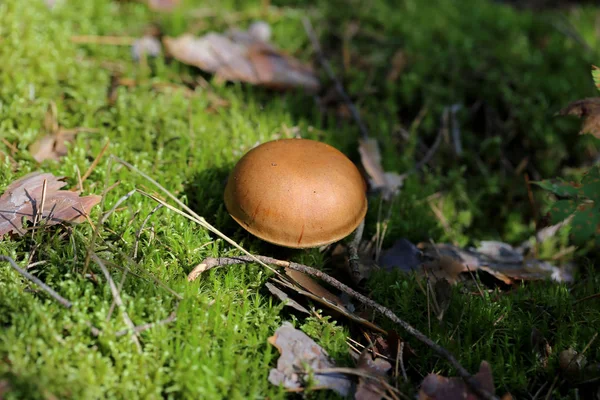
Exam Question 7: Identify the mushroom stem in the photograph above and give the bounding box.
[188,255,499,400]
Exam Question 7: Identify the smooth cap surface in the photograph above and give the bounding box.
[224,138,367,248]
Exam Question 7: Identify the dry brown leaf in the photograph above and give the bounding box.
[358,137,403,201]
[559,348,587,379]
[531,327,552,369]
[0,172,101,238]
[265,282,310,314]
[284,268,345,308]
[30,103,99,163]
[417,241,572,284]
[421,255,469,284]
[0,379,10,399]
[354,350,392,400]
[272,277,386,334]
[557,97,600,138]
[268,322,351,396]
[418,361,498,400]
[163,24,320,92]
[131,36,162,61]
[29,131,78,163]
[381,238,572,285]
[147,0,180,11]
[29,128,98,163]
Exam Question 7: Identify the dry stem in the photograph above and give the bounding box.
[1,255,72,309]
[91,253,142,353]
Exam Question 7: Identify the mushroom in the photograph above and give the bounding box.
[224,138,367,248]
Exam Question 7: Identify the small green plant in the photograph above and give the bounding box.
[535,165,600,243]
[535,66,600,244]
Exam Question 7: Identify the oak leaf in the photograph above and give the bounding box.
[163,23,320,92]
[0,172,101,238]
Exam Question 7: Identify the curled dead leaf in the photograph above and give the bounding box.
[557,97,600,138]
[358,137,403,200]
[531,327,552,369]
[268,322,351,396]
[284,268,345,307]
[29,131,77,162]
[30,105,99,164]
[418,241,572,284]
[354,350,392,400]
[265,282,310,314]
[418,361,499,400]
[559,348,587,379]
[272,276,385,334]
[163,24,320,92]
[132,36,162,61]
[0,172,101,238]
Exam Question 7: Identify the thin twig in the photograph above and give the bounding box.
[302,17,369,140]
[531,381,548,400]
[106,201,160,321]
[398,111,445,180]
[1,255,72,309]
[99,238,183,301]
[83,153,114,275]
[346,337,392,361]
[81,139,110,185]
[26,260,48,270]
[398,341,408,381]
[573,292,600,305]
[348,218,365,282]
[465,264,486,300]
[76,165,84,192]
[91,253,142,353]
[101,189,136,224]
[39,179,48,225]
[91,308,178,338]
[312,368,408,400]
[544,375,560,400]
[71,35,137,46]
[115,309,177,337]
[1,138,19,154]
[188,255,498,400]
[123,179,280,278]
[133,204,163,259]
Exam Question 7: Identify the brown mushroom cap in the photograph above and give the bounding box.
[224,138,368,248]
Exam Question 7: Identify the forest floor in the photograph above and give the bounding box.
[1,0,599,399]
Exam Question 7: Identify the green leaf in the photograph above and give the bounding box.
[582,183,600,203]
[533,179,582,197]
[593,65,600,92]
[582,166,600,202]
[548,199,578,224]
[570,204,600,244]
[582,165,600,185]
